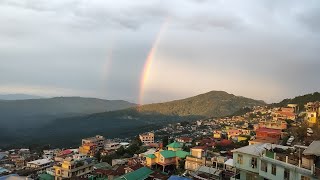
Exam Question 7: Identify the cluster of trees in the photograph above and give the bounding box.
[274,92,320,110]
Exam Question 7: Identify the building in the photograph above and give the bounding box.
[53,157,96,180]
[258,120,287,130]
[305,102,320,125]
[232,143,319,180]
[139,132,154,144]
[82,135,105,150]
[185,146,207,172]
[79,143,97,157]
[175,137,193,143]
[144,142,189,172]
[26,158,53,169]
[249,128,281,145]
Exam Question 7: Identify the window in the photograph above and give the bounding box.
[261,161,267,172]
[251,157,257,168]
[284,169,290,180]
[160,156,164,162]
[271,164,276,175]
[301,176,310,180]
[237,154,243,164]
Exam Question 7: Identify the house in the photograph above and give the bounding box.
[26,158,53,169]
[305,102,320,125]
[53,157,96,180]
[190,166,223,180]
[139,132,155,144]
[144,142,189,172]
[114,167,153,180]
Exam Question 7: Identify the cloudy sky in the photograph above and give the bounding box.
[0,0,319,104]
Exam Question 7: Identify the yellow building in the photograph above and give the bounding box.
[305,102,320,125]
[82,135,105,150]
[53,157,96,180]
[79,143,97,157]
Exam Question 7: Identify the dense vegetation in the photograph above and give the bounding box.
[0,91,265,149]
[137,91,265,118]
[273,92,320,109]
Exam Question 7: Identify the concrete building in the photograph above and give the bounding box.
[26,158,53,169]
[53,157,96,180]
[231,143,319,180]
[185,146,207,172]
[81,135,105,150]
[139,132,154,144]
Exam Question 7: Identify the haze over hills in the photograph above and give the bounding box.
[0,90,265,148]
[0,97,136,128]
[0,93,44,100]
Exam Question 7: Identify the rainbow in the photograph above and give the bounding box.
[138,19,169,107]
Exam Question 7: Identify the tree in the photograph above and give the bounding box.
[95,151,101,162]
[116,146,125,156]
[162,136,169,148]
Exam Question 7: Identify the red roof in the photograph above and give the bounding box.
[219,139,232,146]
[256,127,281,134]
[60,149,72,155]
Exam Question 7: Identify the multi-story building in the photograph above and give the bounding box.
[27,158,53,169]
[139,132,154,144]
[185,146,207,172]
[81,135,105,150]
[53,157,96,180]
[258,120,287,130]
[232,143,319,180]
[79,143,97,157]
[305,102,320,125]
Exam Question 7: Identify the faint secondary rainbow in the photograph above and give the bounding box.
[138,19,170,107]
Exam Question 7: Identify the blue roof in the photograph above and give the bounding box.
[168,176,192,180]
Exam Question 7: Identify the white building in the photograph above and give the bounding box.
[27,158,53,169]
[231,143,318,180]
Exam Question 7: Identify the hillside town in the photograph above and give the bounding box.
[1,101,320,180]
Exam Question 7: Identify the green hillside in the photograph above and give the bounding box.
[273,92,320,109]
[137,91,266,117]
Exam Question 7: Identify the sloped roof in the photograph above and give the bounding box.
[303,141,320,156]
[167,142,183,148]
[175,150,190,158]
[168,176,192,180]
[115,167,153,180]
[160,150,176,158]
[231,144,269,156]
[38,173,54,180]
[145,154,156,159]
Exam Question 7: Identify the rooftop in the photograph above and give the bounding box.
[303,141,320,156]
[115,167,153,180]
[167,142,183,148]
[27,158,52,165]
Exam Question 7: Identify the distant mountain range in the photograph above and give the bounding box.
[0,93,44,100]
[0,91,265,149]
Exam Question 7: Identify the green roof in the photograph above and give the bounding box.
[115,167,153,180]
[175,150,190,159]
[39,173,54,180]
[94,162,112,170]
[160,150,176,158]
[167,142,183,148]
[145,154,156,159]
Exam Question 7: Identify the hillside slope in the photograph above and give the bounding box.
[0,97,136,128]
[273,92,320,109]
[137,91,266,117]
